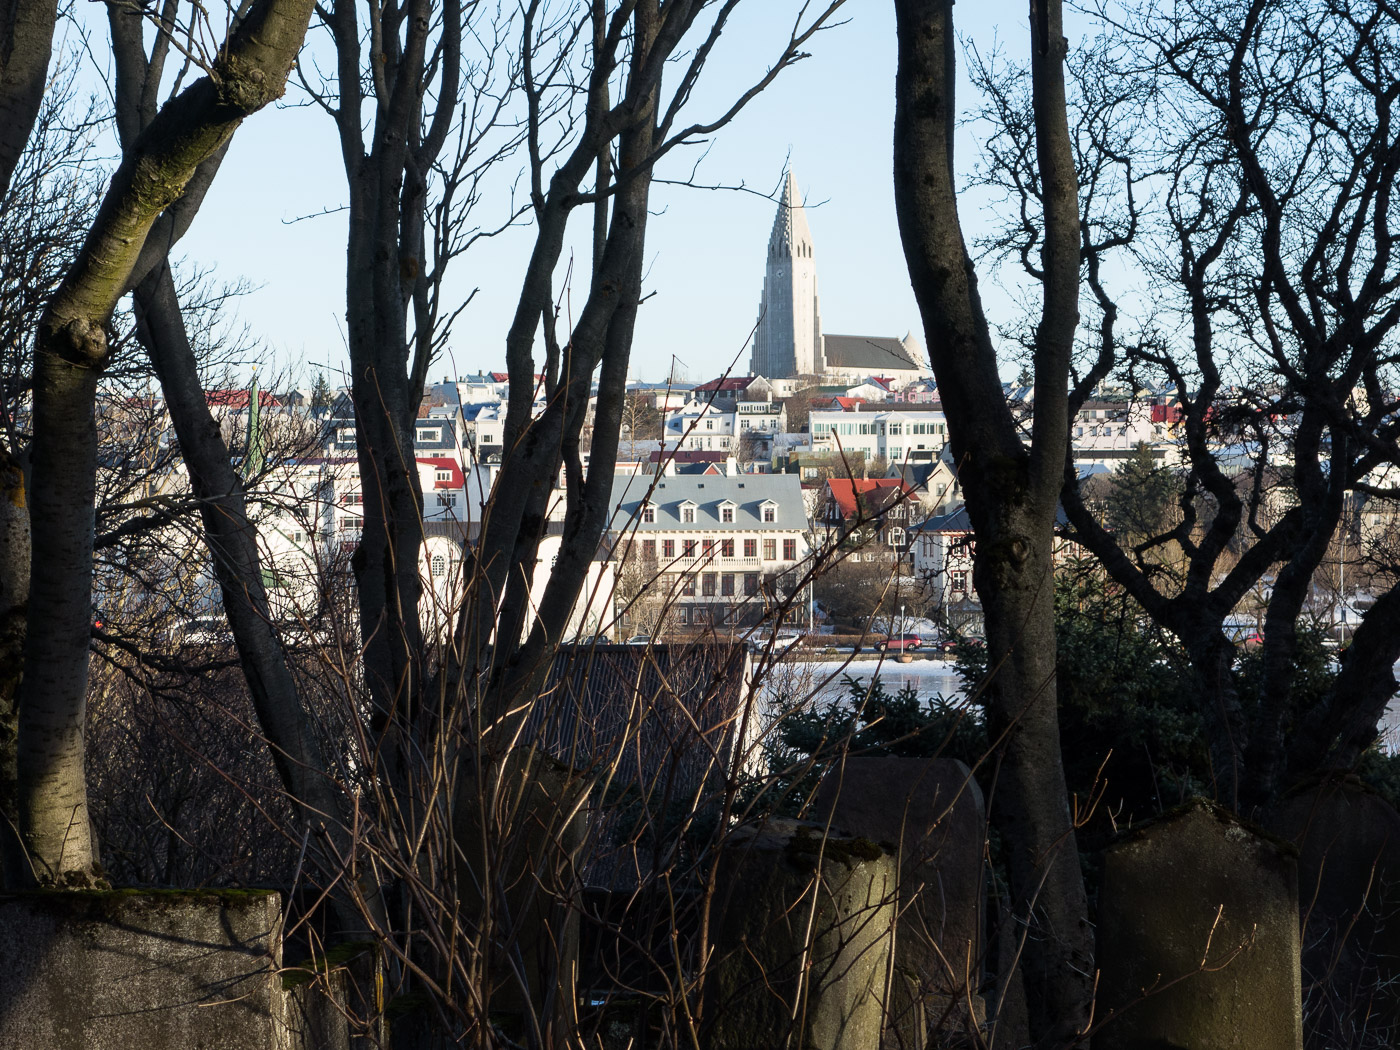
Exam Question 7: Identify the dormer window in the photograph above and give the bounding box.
[719,500,736,523]
[760,500,777,523]
[642,504,656,524]
[681,501,697,524]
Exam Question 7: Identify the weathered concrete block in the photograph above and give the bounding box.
[1269,778,1400,1049]
[706,817,896,1050]
[815,756,985,1048]
[1093,799,1302,1050]
[0,889,286,1050]
[454,747,589,1033]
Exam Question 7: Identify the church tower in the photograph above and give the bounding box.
[750,170,823,378]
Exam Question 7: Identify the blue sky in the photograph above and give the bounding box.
[155,2,1026,386]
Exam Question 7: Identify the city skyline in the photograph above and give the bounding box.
[164,4,1021,386]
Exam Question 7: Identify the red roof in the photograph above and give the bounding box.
[418,456,465,489]
[206,390,280,409]
[693,376,757,393]
[824,478,917,518]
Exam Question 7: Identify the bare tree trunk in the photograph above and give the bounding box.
[16,0,318,884]
[0,0,56,197]
[0,442,25,885]
[893,0,1093,1042]
[132,261,347,838]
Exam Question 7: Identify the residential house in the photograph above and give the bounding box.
[819,478,919,563]
[609,472,812,630]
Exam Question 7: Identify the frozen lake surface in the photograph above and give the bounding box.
[759,655,965,712]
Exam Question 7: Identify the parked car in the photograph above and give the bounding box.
[938,635,984,654]
[625,634,652,646]
[877,633,922,653]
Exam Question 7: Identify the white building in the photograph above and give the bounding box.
[809,405,950,463]
[609,472,812,629]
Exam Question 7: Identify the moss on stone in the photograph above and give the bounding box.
[784,824,886,868]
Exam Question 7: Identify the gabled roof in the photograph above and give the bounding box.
[418,456,465,489]
[824,478,917,519]
[823,334,922,371]
[648,450,726,463]
[693,376,759,394]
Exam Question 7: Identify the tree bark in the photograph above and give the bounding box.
[16,0,318,884]
[893,0,1093,1042]
[0,0,56,198]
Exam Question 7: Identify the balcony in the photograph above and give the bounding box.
[661,554,764,572]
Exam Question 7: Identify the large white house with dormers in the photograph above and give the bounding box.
[608,471,812,630]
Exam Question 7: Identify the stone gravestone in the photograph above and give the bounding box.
[1269,777,1400,1049]
[814,756,987,1049]
[705,818,896,1050]
[454,747,589,1041]
[0,889,291,1050]
[1093,799,1302,1050]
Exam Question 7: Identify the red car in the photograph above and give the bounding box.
[878,633,923,653]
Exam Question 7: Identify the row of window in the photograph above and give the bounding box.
[639,537,797,561]
[812,421,947,437]
[642,504,777,524]
[673,572,761,598]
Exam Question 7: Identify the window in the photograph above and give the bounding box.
[763,539,777,561]
[436,468,452,482]
[663,539,676,558]
[436,492,457,508]
[642,539,656,560]
[431,554,446,577]
[341,491,363,505]
[417,428,438,443]
[744,573,759,596]
[744,539,757,558]
[783,539,797,561]
[721,505,734,523]
[339,517,359,531]
[951,569,969,592]
[684,539,698,557]
[889,527,905,548]
[642,505,655,523]
[704,538,716,556]
[706,419,714,430]
[722,574,735,596]
[682,505,696,523]
[722,539,735,558]
[702,573,717,597]
[762,504,776,523]
[682,575,696,596]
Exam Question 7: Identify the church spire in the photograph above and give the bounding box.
[767,169,816,262]
[752,168,823,378]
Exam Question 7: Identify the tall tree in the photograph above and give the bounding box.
[956,0,1400,810]
[16,0,320,884]
[893,0,1094,1043]
[108,0,346,893]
